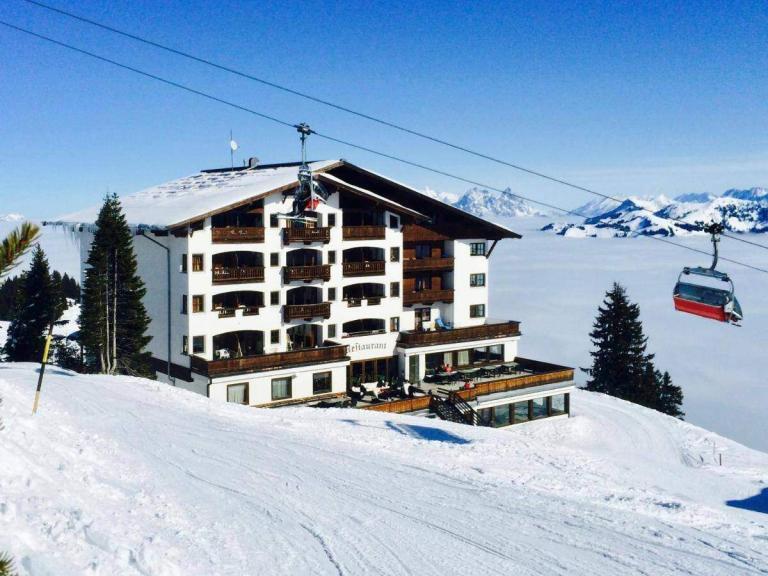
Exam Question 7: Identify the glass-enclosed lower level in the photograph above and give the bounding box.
[477,392,570,428]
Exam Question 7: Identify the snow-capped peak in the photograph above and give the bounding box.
[453,187,546,217]
[0,213,25,223]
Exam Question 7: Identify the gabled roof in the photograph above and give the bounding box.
[49,159,521,240]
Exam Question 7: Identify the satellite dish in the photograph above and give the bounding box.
[230,139,239,152]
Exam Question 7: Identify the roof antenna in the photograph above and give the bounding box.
[229,130,239,169]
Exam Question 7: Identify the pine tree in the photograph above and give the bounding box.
[79,194,152,376]
[4,246,64,362]
[0,551,18,576]
[0,222,39,277]
[583,282,684,418]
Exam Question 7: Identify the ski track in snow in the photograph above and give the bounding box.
[1,364,767,575]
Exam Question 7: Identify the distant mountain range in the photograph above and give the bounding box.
[0,213,25,223]
[542,187,768,237]
[423,187,547,218]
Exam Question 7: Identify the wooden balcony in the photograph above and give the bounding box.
[214,305,262,318]
[342,225,386,240]
[403,257,454,272]
[211,226,265,243]
[283,264,331,282]
[398,320,520,347]
[283,302,331,321]
[342,260,386,277]
[402,224,449,242]
[212,266,265,284]
[190,343,348,377]
[283,227,331,244]
[403,288,454,306]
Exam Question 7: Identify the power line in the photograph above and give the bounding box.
[16,0,768,253]
[1,19,767,277]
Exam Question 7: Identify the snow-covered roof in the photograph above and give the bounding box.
[56,160,340,229]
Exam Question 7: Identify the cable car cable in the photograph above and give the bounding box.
[16,0,768,253]
[1,19,767,276]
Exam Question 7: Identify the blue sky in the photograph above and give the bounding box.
[0,0,766,219]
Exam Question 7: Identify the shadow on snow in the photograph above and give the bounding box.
[726,487,768,515]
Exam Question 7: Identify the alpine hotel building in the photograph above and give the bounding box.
[62,159,574,428]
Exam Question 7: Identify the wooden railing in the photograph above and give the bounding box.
[342,225,386,240]
[283,227,331,244]
[403,257,454,272]
[403,288,454,306]
[212,266,265,284]
[342,260,386,277]
[398,320,520,346]
[214,305,262,318]
[402,224,448,242]
[361,395,431,413]
[190,343,348,377]
[283,264,331,282]
[211,226,265,243]
[283,302,331,321]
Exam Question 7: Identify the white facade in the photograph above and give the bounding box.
[70,160,551,410]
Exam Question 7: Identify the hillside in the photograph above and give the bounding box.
[1,364,766,575]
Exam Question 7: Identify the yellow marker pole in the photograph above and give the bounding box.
[32,323,54,415]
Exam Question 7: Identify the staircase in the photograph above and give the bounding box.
[429,395,466,424]
[429,392,491,427]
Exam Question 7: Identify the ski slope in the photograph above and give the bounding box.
[1,364,766,575]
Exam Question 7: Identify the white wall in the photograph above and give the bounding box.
[450,239,490,327]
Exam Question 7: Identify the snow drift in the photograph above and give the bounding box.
[0,364,766,575]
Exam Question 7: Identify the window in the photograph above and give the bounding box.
[313,372,332,394]
[408,355,420,384]
[328,287,336,301]
[470,304,486,318]
[551,394,567,416]
[192,336,205,354]
[390,282,400,297]
[181,294,188,315]
[514,402,529,423]
[182,335,188,355]
[270,252,279,266]
[181,254,188,273]
[327,324,337,338]
[390,316,400,332]
[271,377,292,400]
[488,344,504,362]
[328,214,336,227]
[270,214,279,227]
[457,349,470,366]
[270,329,280,344]
[415,244,431,259]
[493,404,511,427]
[227,383,249,405]
[532,397,548,419]
[414,274,432,291]
[328,251,336,264]
[390,247,400,262]
[192,295,204,313]
[470,273,486,287]
[415,307,431,323]
[270,291,280,305]
[389,215,399,229]
[192,254,204,272]
[470,242,486,256]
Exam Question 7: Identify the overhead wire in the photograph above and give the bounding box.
[15,0,768,253]
[1,18,767,276]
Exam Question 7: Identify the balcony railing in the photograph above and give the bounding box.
[283,227,331,244]
[211,226,265,243]
[283,302,331,321]
[403,288,454,306]
[398,320,520,347]
[283,264,331,282]
[403,257,454,272]
[342,260,386,277]
[190,343,348,377]
[212,266,265,284]
[214,305,263,318]
[342,225,386,240]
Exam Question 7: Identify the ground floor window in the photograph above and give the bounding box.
[349,357,396,385]
[227,383,249,404]
[551,394,567,416]
[271,377,292,400]
[313,371,332,394]
[426,344,506,372]
[514,401,529,424]
[493,404,511,427]
[531,397,548,419]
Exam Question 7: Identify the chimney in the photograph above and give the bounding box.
[248,157,260,169]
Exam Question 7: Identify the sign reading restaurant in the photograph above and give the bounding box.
[347,341,388,353]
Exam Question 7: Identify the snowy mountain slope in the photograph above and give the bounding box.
[0,217,80,278]
[453,187,547,217]
[545,187,768,237]
[1,364,767,575]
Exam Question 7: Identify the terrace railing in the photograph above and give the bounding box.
[342,225,386,240]
[398,320,520,347]
[283,302,331,321]
[212,266,265,284]
[190,343,348,377]
[342,260,386,277]
[211,226,265,243]
[283,227,331,244]
[283,264,332,282]
[402,288,454,306]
